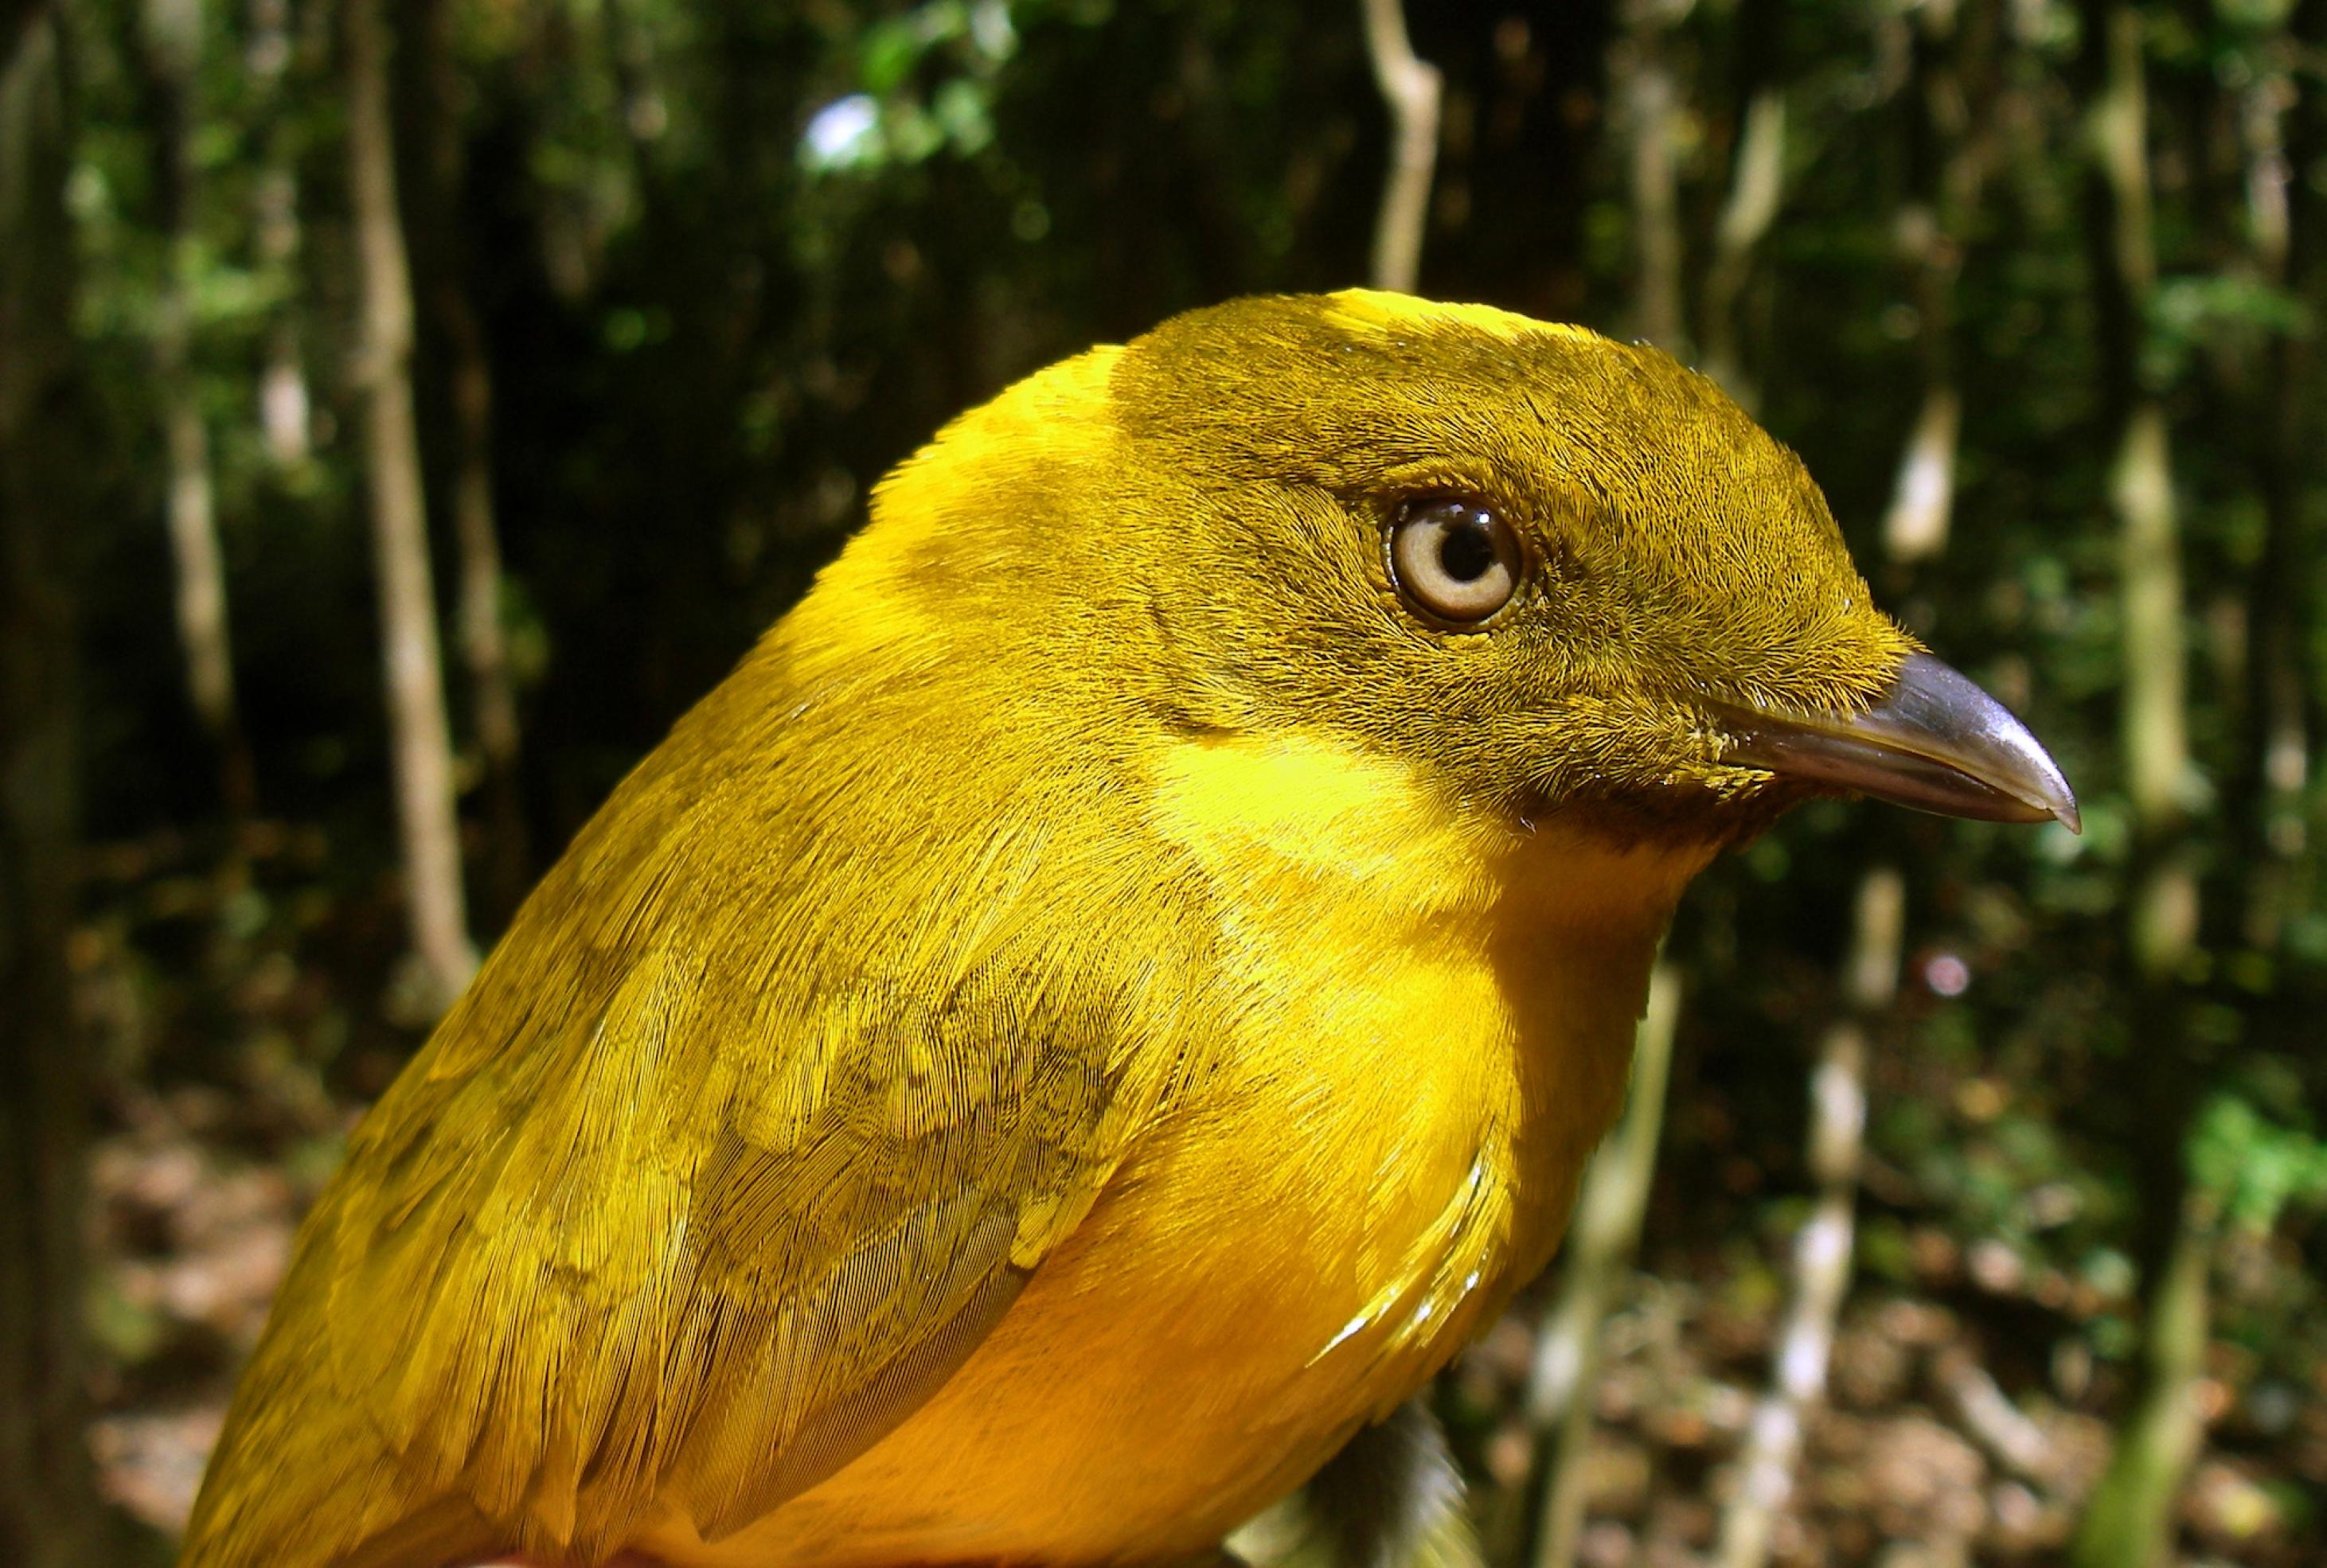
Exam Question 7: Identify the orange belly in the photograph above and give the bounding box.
[643,924,1646,1564]
[647,1107,1521,1567]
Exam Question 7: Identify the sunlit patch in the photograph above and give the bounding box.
[1322,288,1597,346]
[801,96,879,169]
[1319,1309,1374,1356]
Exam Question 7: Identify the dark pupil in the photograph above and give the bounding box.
[1437,519,1497,583]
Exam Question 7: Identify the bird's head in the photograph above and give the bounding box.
[849,289,2075,859]
[1096,290,2076,848]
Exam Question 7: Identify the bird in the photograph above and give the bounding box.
[181,290,2075,1568]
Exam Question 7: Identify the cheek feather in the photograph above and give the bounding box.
[1143,730,1503,922]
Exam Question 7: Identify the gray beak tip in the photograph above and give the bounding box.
[1716,651,2079,833]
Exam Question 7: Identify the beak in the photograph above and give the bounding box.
[1714,652,2080,832]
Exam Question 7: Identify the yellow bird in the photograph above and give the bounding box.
[182,291,2075,1568]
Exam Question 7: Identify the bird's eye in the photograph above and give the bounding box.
[1388,497,1523,626]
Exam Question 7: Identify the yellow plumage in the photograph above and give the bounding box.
[182,291,2069,1568]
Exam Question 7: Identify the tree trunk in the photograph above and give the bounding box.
[248,0,310,468]
[2069,5,2210,1562]
[1698,86,1783,407]
[1357,0,1440,294]
[1617,0,1692,356]
[2072,1193,2213,1568]
[1883,0,2000,563]
[140,0,254,813]
[416,0,528,921]
[1521,963,1683,1568]
[1713,868,1905,1568]
[2231,13,2310,950]
[0,6,103,1562]
[346,0,477,1012]
[1700,0,1790,407]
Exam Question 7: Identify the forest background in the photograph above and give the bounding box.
[4,1,2326,1566]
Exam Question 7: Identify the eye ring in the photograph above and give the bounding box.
[1386,497,1525,627]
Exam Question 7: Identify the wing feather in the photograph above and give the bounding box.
[182,658,1213,1568]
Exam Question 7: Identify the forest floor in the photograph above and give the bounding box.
[74,827,2327,1566]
